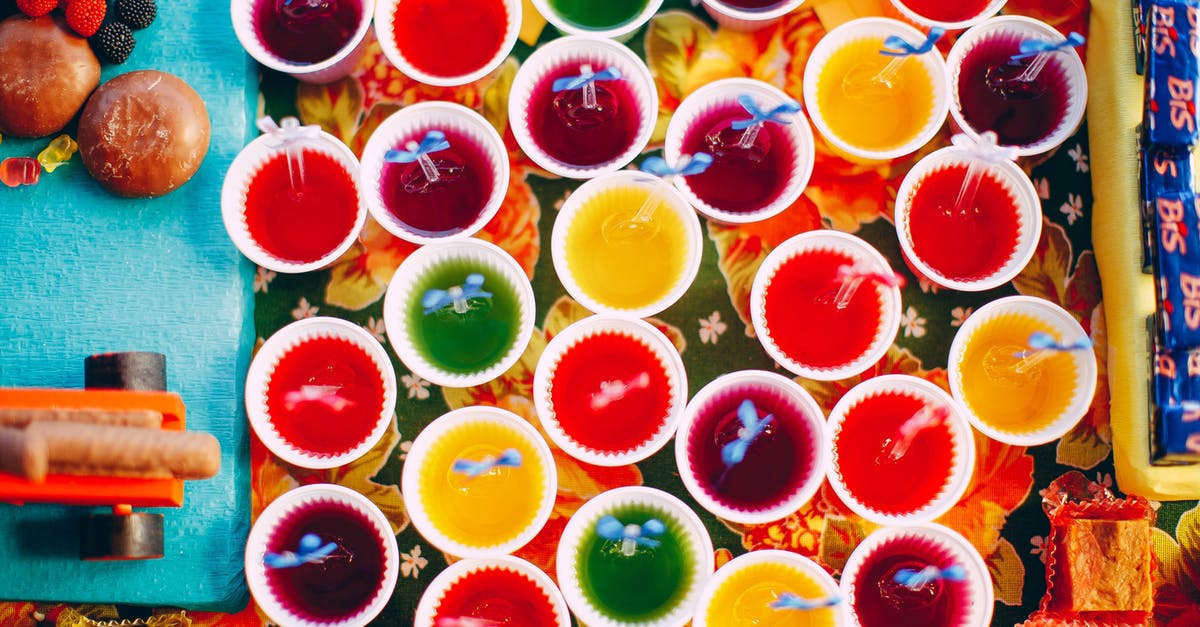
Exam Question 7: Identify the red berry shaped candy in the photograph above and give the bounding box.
[1,157,42,187]
[66,0,107,37]
[16,0,58,17]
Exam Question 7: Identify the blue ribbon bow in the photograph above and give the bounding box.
[880,27,945,57]
[384,130,451,163]
[769,592,843,610]
[1011,32,1086,61]
[894,564,967,589]
[422,273,493,315]
[721,399,775,467]
[552,66,623,92]
[263,533,337,569]
[1020,330,1093,355]
[640,153,714,178]
[596,515,666,550]
[452,448,522,477]
[730,94,802,130]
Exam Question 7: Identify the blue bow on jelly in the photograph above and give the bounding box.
[551,66,624,92]
[1014,330,1094,358]
[894,564,967,590]
[596,515,666,549]
[451,448,522,477]
[722,399,775,468]
[1010,31,1086,61]
[422,273,492,315]
[769,592,843,610]
[880,27,945,57]
[384,130,451,163]
[263,533,337,569]
[256,115,321,147]
[640,153,714,178]
[730,94,802,130]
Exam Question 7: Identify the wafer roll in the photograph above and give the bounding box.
[0,425,48,481]
[28,422,220,480]
[0,407,162,429]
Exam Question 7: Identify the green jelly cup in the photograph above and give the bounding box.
[382,239,535,388]
[557,486,715,627]
[530,0,664,40]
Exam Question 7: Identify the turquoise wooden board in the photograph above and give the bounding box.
[0,1,254,612]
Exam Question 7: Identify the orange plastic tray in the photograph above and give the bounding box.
[0,388,186,508]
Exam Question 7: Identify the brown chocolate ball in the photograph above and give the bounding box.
[78,70,211,198]
[0,15,101,138]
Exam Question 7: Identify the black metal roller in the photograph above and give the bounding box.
[84,352,167,391]
[80,512,165,561]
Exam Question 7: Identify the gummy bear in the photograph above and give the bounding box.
[552,83,620,130]
[400,151,467,194]
[38,134,78,173]
[984,60,1047,100]
[704,120,773,164]
[0,157,41,188]
[275,0,337,30]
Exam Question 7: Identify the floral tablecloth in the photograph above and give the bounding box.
[8,0,1200,626]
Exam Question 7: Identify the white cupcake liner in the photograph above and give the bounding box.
[374,0,519,86]
[556,486,715,627]
[888,0,1007,32]
[382,238,535,388]
[533,315,688,466]
[401,406,557,558]
[664,77,815,224]
[245,484,400,627]
[894,145,1042,292]
[222,129,367,273]
[230,0,375,84]
[551,171,703,319]
[699,0,805,32]
[802,17,951,162]
[841,523,994,627]
[509,36,658,179]
[530,0,664,40]
[360,102,509,245]
[749,230,903,381]
[675,370,827,525]
[946,15,1088,157]
[947,295,1098,446]
[825,375,976,525]
[692,549,844,627]
[414,555,571,626]
[245,317,398,469]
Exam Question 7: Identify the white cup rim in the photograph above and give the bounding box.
[888,0,1008,31]
[699,0,806,22]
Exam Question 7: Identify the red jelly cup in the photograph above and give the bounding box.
[222,124,367,273]
[375,0,519,86]
[509,36,658,179]
[841,523,994,627]
[414,555,571,627]
[894,144,1041,291]
[245,483,400,627]
[887,0,1006,32]
[245,316,398,469]
[360,102,509,245]
[947,16,1088,157]
[675,370,827,525]
[664,77,815,224]
[825,375,975,525]
[533,315,688,466]
[750,230,903,381]
[230,0,375,85]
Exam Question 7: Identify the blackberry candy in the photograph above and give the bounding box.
[115,0,156,30]
[90,19,135,64]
